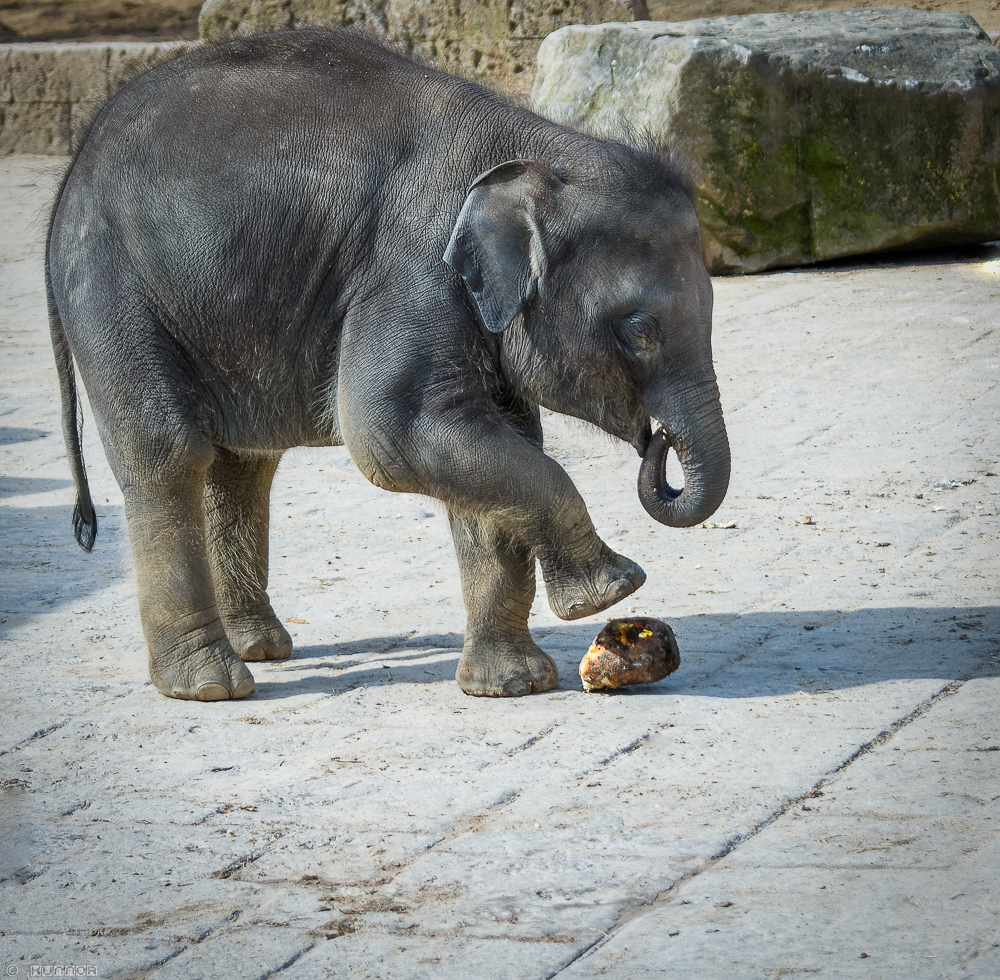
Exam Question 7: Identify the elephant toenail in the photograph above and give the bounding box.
[502,677,530,697]
[195,682,231,701]
[232,676,256,699]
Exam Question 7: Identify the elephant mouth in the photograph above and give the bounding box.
[632,418,653,457]
[639,426,684,505]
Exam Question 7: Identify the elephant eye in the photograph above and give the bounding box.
[621,312,658,350]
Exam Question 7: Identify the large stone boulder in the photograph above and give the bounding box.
[532,10,1000,273]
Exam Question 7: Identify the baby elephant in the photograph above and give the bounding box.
[47,31,730,700]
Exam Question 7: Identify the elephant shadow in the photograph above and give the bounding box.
[4,491,994,703]
[259,603,999,701]
[0,502,128,642]
[0,427,52,447]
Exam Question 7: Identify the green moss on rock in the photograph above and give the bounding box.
[533,11,1000,272]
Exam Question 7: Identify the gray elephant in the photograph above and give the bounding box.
[47,30,730,701]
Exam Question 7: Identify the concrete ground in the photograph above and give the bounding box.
[1,154,998,979]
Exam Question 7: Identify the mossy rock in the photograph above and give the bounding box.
[532,10,1000,272]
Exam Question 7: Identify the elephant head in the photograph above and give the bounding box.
[444,152,730,528]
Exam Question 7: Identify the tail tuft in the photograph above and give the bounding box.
[49,258,98,556]
[72,501,98,553]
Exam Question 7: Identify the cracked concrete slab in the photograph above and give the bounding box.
[558,679,1000,978]
[1,155,998,978]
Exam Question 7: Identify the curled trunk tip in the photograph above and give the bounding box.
[638,424,730,528]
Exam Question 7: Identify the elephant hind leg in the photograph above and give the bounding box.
[205,448,291,662]
[116,439,254,701]
[449,509,558,697]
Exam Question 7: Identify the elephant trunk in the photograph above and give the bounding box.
[638,379,731,528]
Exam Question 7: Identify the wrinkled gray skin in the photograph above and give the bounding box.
[47,31,730,701]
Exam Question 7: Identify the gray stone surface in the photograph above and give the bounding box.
[561,679,1000,977]
[533,10,1000,273]
[197,0,635,96]
[2,156,999,976]
[0,41,199,155]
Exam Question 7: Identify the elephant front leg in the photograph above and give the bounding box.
[448,509,558,697]
[204,448,292,662]
[338,336,645,633]
[492,470,645,622]
[536,521,647,621]
[123,463,255,701]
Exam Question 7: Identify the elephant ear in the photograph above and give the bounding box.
[444,160,556,334]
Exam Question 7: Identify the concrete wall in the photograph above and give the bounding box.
[6,20,996,157]
[0,41,199,155]
[197,0,636,97]
[0,0,629,156]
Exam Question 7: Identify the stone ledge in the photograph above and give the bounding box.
[0,41,200,155]
[197,0,636,95]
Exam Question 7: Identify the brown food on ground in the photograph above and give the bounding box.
[579,618,680,692]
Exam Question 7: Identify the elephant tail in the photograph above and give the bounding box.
[47,263,97,553]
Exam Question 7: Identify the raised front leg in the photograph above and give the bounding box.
[204,448,291,662]
[349,416,645,623]
[449,509,558,697]
[534,511,647,621]
[338,311,646,646]
[120,449,255,701]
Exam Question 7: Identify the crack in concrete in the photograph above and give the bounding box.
[545,674,971,978]
[588,733,649,772]
[108,908,243,980]
[491,724,557,764]
[687,624,777,687]
[212,848,271,880]
[0,719,69,756]
[258,943,317,980]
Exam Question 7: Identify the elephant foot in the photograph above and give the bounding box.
[543,545,646,621]
[457,637,559,697]
[222,606,293,662]
[149,624,255,700]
